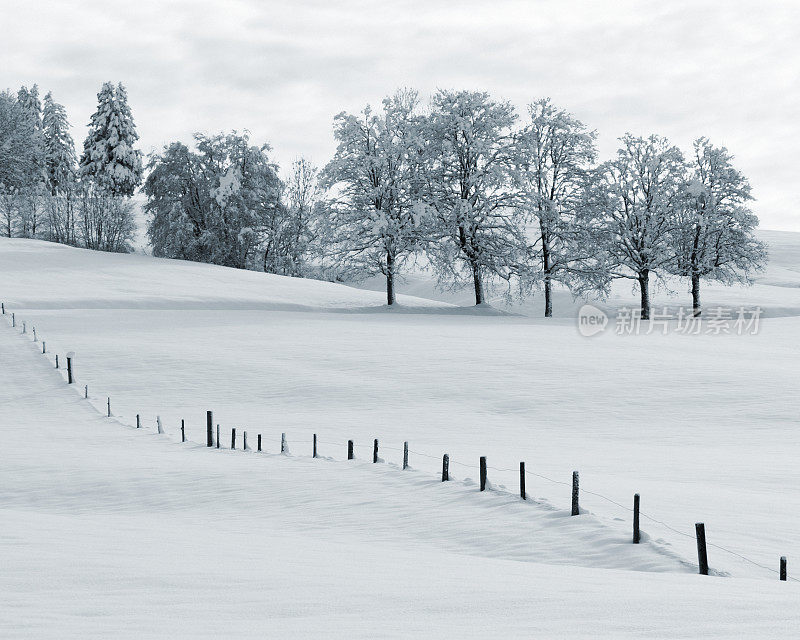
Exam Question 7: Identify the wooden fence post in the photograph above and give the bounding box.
[633,494,640,543]
[231,428,236,450]
[157,416,164,434]
[136,414,140,429]
[1,302,4,314]
[243,431,248,451]
[258,434,262,452]
[780,556,787,581]
[373,439,379,463]
[313,434,317,458]
[84,385,88,399]
[42,341,46,354]
[347,440,354,460]
[66,354,74,384]
[695,523,709,575]
[442,454,449,482]
[281,433,286,454]
[571,471,580,516]
[33,327,37,342]
[22,322,26,334]
[11,313,15,328]
[216,425,220,449]
[181,419,185,443]
[107,397,111,417]
[520,462,526,500]
[55,354,58,369]
[480,457,487,492]
[403,441,408,470]
[206,411,213,447]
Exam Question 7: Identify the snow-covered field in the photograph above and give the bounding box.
[2,234,800,637]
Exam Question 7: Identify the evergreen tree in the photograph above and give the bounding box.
[79,81,143,197]
[42,91,77,195]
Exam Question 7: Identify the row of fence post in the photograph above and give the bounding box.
[1,307,791,583]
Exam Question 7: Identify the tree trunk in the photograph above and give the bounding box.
[386,250,396,306]
[472,262,484,305]
[541,226,553,317]
[543,276,552,318]
[638,270,651,320]
[691,273,701,317]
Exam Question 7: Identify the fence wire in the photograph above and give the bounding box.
[4,308,797,583]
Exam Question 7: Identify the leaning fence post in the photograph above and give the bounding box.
[520,462,526,500]
[181,419,185,443]
[633,494,640,543]
[695,523,709,575]
[66,352,74,384]
[313,434,317,458]
[571,471,580,515]
[403,441,408,470]
[781,556,787,581]
[442,454,449,482]
[480,456,487,492]
[373,439,379,463]
[258,434,262,452]
[281,433,286,454]
[231,428,236,450]
[347,440,354,460]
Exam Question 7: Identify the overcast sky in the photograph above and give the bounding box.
[2,0,798,230]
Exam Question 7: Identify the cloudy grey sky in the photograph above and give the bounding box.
[2,0,798,229]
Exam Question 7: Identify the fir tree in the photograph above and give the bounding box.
[42,92,77,195]
[79,82,143,197]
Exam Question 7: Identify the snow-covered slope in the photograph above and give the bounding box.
[2,235,800,636]
[0,238,452,311]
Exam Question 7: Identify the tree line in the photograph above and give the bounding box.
[1,85,765,317]
[0,82,143,252]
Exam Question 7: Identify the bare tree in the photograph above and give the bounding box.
[422,90,523,305]
[513,98,598,316]
[671,138,767,315]
[591,134,687,319]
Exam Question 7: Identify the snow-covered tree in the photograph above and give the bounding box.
[671,138,767,315]
[41,91,78,244]
[274,158,322,277]
[591,134,687,319]
[0,91,39,236]
[79,82,143,197]
[43,91,77,195]
[422,90,524,305]
[145,132,283,269]
[322,90,427,305]
[512,98,599,316]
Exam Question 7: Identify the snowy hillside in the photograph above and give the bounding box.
[2,235,800,637]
